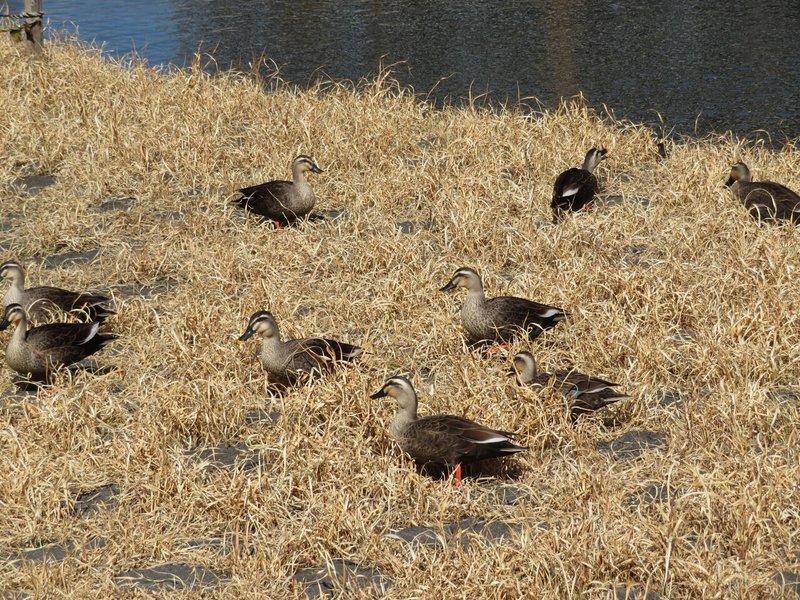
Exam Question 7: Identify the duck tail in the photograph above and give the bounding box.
[95,332,119,348]
[90,307,116,322]
[337,342,363,361]
[499,441,528,454]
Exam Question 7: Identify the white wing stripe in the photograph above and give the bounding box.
[80,322,99,345]
[474,435,509,444]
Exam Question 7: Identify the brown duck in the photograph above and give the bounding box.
[439,267,567,347]
[0,303,117,381]
[237,310,361,385]
[511,351,628,420]
[370,376,526,485]
[1,260,113,322]
[235,155,324,227]
[725,162,800,223]
[551,147,607,223]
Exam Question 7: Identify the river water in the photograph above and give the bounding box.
[8,0,800,138]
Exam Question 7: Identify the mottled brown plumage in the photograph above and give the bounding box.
[237,310,361,385]
[0,303,117,380]
[512,351,628,419]
[370,376,526,481]
[551,147,607,223]
[725,162,800,224]
[1,260,113,323]
[439,267,567,346]
[235,155,324,225]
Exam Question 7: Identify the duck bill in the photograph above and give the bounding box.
[312,166,324,175]
[237,329,254,343]
[0,318,9,331]
[506,368,517,378]
[724,176,735,187]
[439,280,456,293]
[369,389,388,399]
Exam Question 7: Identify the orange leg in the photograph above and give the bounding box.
[452,464,462,487]
[485,343,511,356]
[272,220,283,230]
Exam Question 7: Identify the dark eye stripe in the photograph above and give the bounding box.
[4,304,24,317]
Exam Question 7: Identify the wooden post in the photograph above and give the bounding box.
[24,0,43,53]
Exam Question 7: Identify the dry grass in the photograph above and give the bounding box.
[1,36,799,599]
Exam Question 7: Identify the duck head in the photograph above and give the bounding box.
[293,155,324,176]
[439,267,483,294]
[725,162,751,187]
[582,148,608,172]
[0,261,24,284]
[510,351,538,385]
[237,310,280,343]
[0,303,26,331]
[370,375,418,414]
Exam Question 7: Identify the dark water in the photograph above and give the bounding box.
[9,0,800,138]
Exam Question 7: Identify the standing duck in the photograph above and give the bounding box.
[370,376,526,485]
[237,310,361,385]
[234,155,324,227]
[439,267,567,347]
[511,351,628,420]
[1,260,114,323]
[0,303,117,381]
[551,147,607,223]
[725,162,800,223]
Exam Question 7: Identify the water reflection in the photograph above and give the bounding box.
[10,0,800,137]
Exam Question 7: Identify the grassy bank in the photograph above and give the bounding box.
[1,36,799,598]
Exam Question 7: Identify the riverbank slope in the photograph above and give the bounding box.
[1,38,799,598]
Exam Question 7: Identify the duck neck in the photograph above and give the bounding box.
[461,286,486,314]
[291,167,314,210]
[521,361,538,385]
[389,399,418,440]
[292,166,311,189]
[11,318,28,345]
[4,274,24,305]
[260,333,289,367]
[728,180,745,198]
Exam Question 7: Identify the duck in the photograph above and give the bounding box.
[0,303,117,381]
[234,155,324,227]
[551,147,607,223]
[439,267,567,347]
[725,162,800,223]
[0,260,114,323]
[511,351,628,420]
[237,310,362,385]
[370,376,526,485]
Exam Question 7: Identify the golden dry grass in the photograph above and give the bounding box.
[1,36,800,598]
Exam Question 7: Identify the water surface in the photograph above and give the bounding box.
[8,0,800,138]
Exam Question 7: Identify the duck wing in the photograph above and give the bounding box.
[546,369,628,413]
[487,296,567,341]
[284,337,362,374]
[552,168,598,219]
[25,287,114,322]
[402,415,526,467]
[26,322,117,366]
[570,387,628,415]
[741,182,800,223]
[235,180,294,221]
[552,369,617,394]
